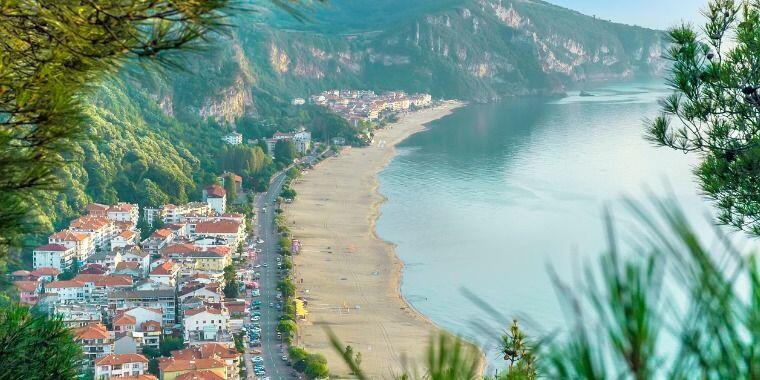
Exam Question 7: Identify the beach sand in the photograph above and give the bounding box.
[284,102,472,378]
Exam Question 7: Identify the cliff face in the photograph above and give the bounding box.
[132,0,666,118]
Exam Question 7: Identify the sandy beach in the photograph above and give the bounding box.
[283,102,470,378]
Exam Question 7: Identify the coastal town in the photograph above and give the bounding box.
[8,89,440,380]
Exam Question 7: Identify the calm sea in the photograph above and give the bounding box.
[376,81,748,372]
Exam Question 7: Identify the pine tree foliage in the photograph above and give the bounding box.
[648,0,760,234]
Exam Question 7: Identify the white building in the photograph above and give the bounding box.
[192,219,245,249]
[94,353,149,379]
[44,280,89,303]
[33,243,76,271]
[202,185,227,214]
[123,306,164,328]
[110,230,137,250]
[292,130,312,154]
[183,306,229,342]
[49,230,94,262]
[292,97,305,105]
[222,132,243,145]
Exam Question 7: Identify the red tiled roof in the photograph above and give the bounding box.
[141,320,161,332]
[73,274,132,287]
[86,203,109,213]
[150,228,173,239]
[95,353,148,366]
[46,280,84,289]
[204,184,226,198]
[109,203,136,212]
[14,280,38,293]
[79,264,107,274]
[33,244,70,252]
[119,375,157,380]
[194,220,241,234]
[31,267,61,277]
[184,307,221,317]
[162,243,198,255]
[150,261,177,276]
[113,314,137,326]
[158,358,226,372]
[11,270,30,276]
[175,370,225,380]
[50,230,89,242]
[73,323,110,340]
[118,230,136,239]
[70,215,112,230]
[116,261,140,270]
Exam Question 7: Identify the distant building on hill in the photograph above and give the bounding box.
[292,97,305,105]
[264,128,312,156]
[222,132,242,145]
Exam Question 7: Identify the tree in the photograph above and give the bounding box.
[223,264,240,299]
[303,353,330,379]
[159,336,184,357]
[278,278,296,298]
[277,319,297,341]
[224,177,238,205]
[0,303,82,379]
[274,139,297,166]
[648,0,760,235]
[499,320,535,379]
[0,0,234,258]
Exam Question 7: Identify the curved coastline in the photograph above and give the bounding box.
[284,101,484,378]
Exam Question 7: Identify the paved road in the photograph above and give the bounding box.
[244,170,296,380]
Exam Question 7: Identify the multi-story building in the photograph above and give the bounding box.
[49,230,94,262]
[149,261,180,287]
[202,185,226,214]
[73,274,133,305]
[70,215,119,250]
[33,243,76,271]
[183,306,229,343]
[158,358,227,380]
[192,220,244,250]
[109,289,177,325]
[74,323,114,367]
[53,304,103,328]
[14,280,40,305]
[111,230,138,250]
[94,353,149,379]
[45,280,90,303]
[107,203,140,225]
[142,228,175,255]
[170,343,241,380]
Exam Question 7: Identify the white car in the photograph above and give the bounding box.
[252,315,260,321]
[257,239,264,244]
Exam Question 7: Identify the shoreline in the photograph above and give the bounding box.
[284,101,483,378]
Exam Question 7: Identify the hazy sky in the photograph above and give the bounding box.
[547,0,707,30]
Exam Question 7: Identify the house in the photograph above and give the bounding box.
[70,215,119,250]
[49,229,94,261]
[94,353,149,379]
[14,280,40,305]
[222,132,242,145]
[114,261,144,279]
[118,247,151,277]
[202,185,226,214]
[139,320,163,349]
[33,243,76,271]
[149,261,180,286]
[112,230,138,250]
[178,284,223,304]
[113,314,137,337]
[171,343,240,380]
[142,228,175,255]
[123,306,164,328]
[158,358,227,380]
[45,280,89,303]
[30,266,61,282]
[292,97,305,105]
[88,249,122,270]
[218,172,242,193]
[109,289,177,325]
[192,220,244,250]
[176,250,231,273]
[182,306,229,343]
[74,323,114,367]
[107,203,140,225]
